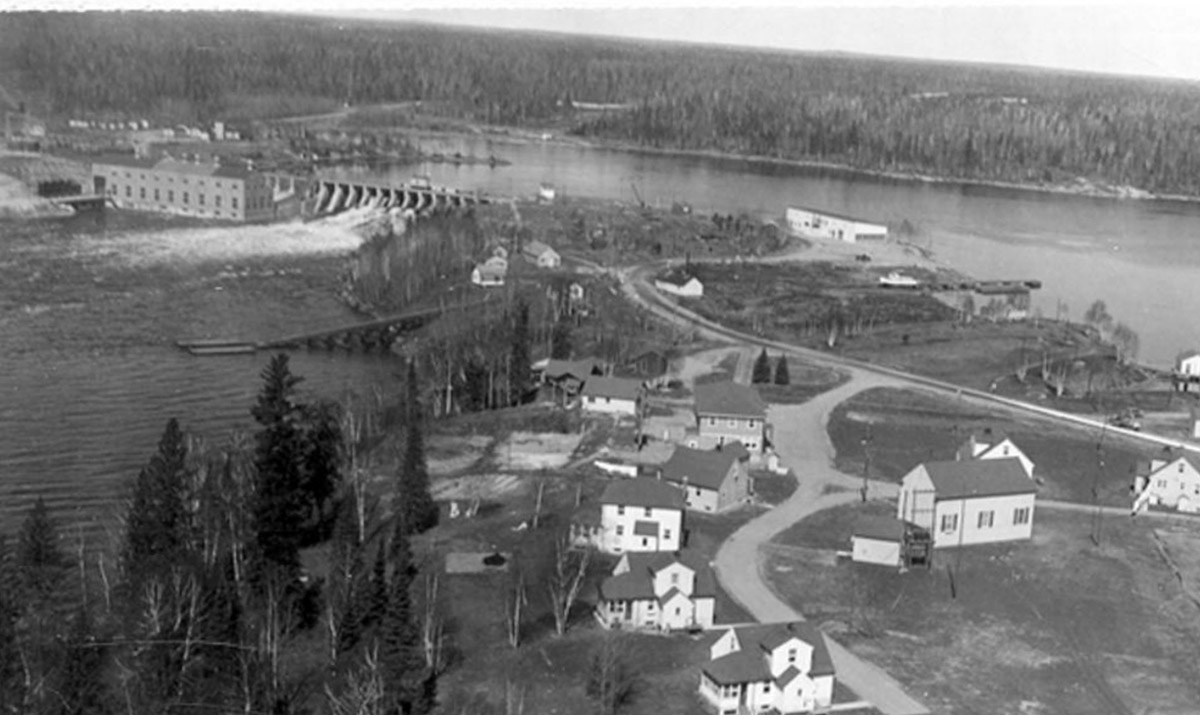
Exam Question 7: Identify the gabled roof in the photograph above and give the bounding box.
[600,477,685,510]
[582,376,643,401]
[656,269,701,287]
[923,459,1037,500]
[473,263,506,280]
[658,587,682,606]
[621,549,715,597]
[704,621,834,684]
[1146,451,1200,476]
[543,358,605,381]
[660,446,739,491]
[1176,349,1200,366]
[775,666,802,688]
[695,381,767,418]
[522,240,558,258]
[598,570,655,601]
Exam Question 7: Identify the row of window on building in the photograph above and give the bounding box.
[939,506,1031,534]
[115,183,242,210]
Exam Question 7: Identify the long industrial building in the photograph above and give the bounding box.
[91,155,282,222]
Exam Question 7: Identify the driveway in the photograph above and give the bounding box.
[715,375,930,715]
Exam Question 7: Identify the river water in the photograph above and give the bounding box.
[5,134,1200,541]
[334,134,1200,369]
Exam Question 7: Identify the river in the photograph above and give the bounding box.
[5,134,1200,542]
[332,133,1200,369]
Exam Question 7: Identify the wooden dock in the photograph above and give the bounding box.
[176,298,491,356]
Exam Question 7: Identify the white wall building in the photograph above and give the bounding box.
[699,621,836,715]
[596,550,716,631]
[896,459,1037,548]
[573,477,685,554]
[655,273,704,297]
[1132,452,1200,514]
[580,376,643,417]
[785,206,887,243]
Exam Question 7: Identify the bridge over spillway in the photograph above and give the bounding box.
[307,177,490,216]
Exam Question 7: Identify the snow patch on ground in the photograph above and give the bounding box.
[493,431,584,470]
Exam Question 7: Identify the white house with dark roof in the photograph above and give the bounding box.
[521,239,561,268]
[955,430,1035,479]
[896,459,1037,548]
[581,376,644,417]
[572,477,685,554]
[785,205,888,244]
[1132,450,1200,514]
[596,549,715,631]
[655,272,704,298]
[699,621,836,715]
[659,445,750,512]
[691,381,769,453]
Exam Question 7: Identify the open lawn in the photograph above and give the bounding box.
[766,506,1200,715]
[827,387,1155,506]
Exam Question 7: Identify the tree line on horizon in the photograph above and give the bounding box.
[6,11,1200,196]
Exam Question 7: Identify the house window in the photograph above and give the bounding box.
[763,683,770,694]
[670,572,679,585]
[168,190,174,202]
[642,538,648,547]
[1158,479,1168,489]
[616,525,624,536]
[154,189,160,201]
[216,195,222,207]
[1013,507,1031,525]
[728,419,737,427]
[232,197,238,209]
[940,513,959,533]
[709,418,717,426]
[1180,463,1186,473]
[139,187,145,199]
[617,505,625,516]
[748,420,757,429]
[125,185,131,197]
[183,192,189,204]
[644,507,652,517]
[664,529,671,541]
[199,193,205,205]
[787,648,797,664]
[977,511,994,528]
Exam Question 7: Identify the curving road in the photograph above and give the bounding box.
[608,258,1200,715]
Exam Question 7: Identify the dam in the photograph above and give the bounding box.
[306,176,491,216]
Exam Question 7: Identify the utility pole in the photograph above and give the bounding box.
[1091,422,1107,546]
[860,424,873,502]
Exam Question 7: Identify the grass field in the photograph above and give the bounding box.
[826,387,1156,505]
[766,506,1200,715]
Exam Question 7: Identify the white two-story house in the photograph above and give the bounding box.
[1132,450,1200,514]
[896,459,1037,548]
[596,549,715,631]
[690,381,769,454]
[699,621,836,715]
[572,477,685,554]
[956,430,1035,479]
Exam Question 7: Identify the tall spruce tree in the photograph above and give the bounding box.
[250,354,344,575]
[123,418,191,596]
[16,497,68,609]
[550,320,573,360]
[510,299,532,405]
[774,355,791,386]
[397,360,438,536]
[751,349,772,384]
[379,522,424,715]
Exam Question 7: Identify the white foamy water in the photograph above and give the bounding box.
[75,207,389,266]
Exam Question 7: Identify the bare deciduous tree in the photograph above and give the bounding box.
[546,535,591,637]
[586,633,638,715]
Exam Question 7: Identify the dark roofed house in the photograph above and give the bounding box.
[692,381,769,453]
[540,358,607,399]
[660,445,750,512]
[596,549,716,631]
[897,458,1037,548]
[699,621,835,714]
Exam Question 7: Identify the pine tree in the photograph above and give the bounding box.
[379,520,424,714]
[751,349,772,384]
[550,320,573,360]
[123,418,191,596]
[774,355,791,386]
[397,361,438,536]
[16,497,68,608]
[250,354,344,575]
[58,603,110,715]
[365,544,389,630]
[510,299,532,405]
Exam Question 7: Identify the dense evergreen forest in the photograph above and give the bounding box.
[4,11,1200,195]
